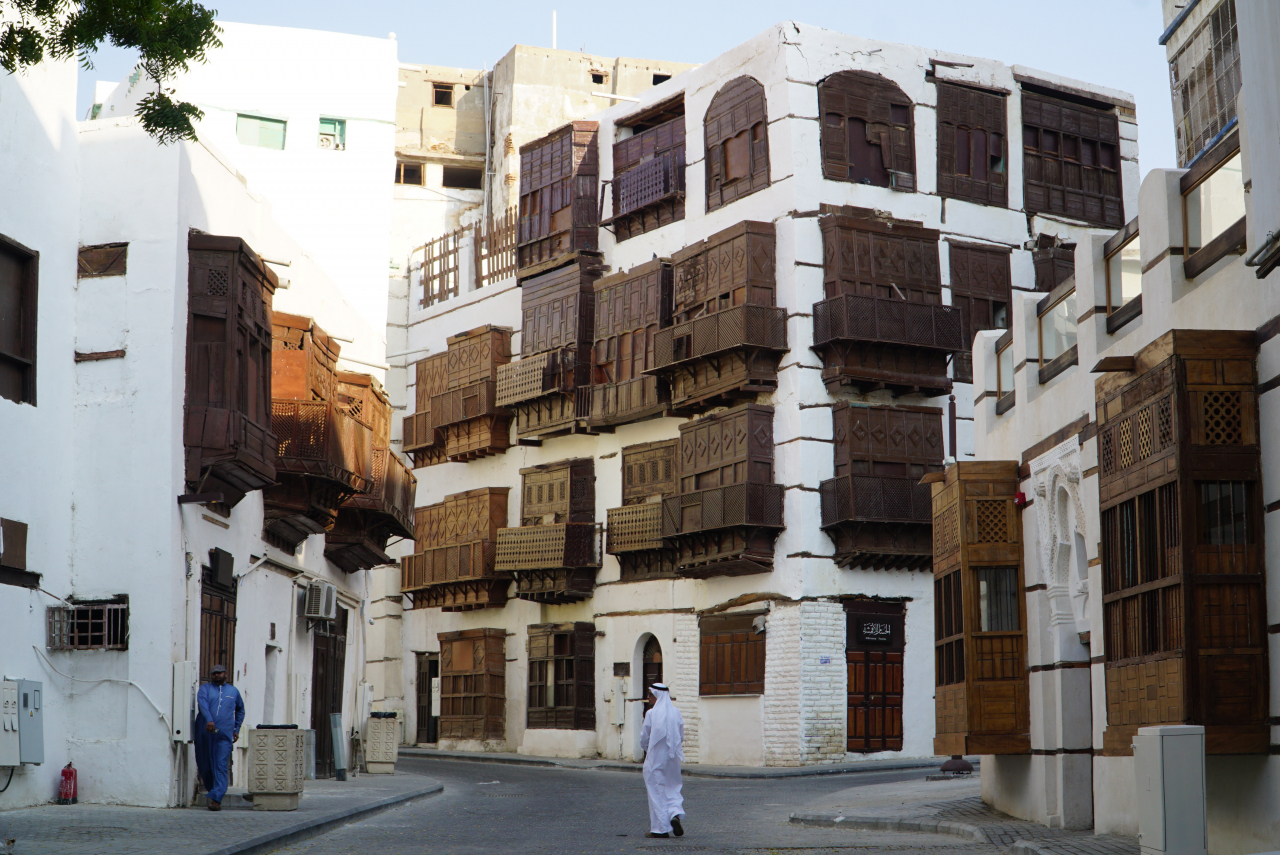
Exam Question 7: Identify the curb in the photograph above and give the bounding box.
[201,779,444,855]
[400,749,953,779]
[788,812,989,843]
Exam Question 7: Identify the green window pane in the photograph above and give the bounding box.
[236,114,286,150]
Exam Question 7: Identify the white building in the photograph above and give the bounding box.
[0,28,403,807]
[389,22,1140,766]
[967,1,1280,850]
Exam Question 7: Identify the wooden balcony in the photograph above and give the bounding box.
[272,400,372,493]
[325,448,417,573]
[819,474,935,570]
[653,305,788,370]
[343,448,415,536]
[495,524,599,604]
[812,295,962,351]
[183,406,278,499]
[430,380,505,430]
[401,411,438,453]
[582,376,669,427]
[403,541,499,588]
[411,578,510,612]
[661,484,784,536]
[324,533,394,575]
[606,503,664,553]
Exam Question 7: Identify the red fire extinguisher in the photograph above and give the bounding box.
[58,762,77,805]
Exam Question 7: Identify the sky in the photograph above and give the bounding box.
[76,0,1176,176]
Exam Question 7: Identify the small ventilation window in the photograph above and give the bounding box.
[442,166,483,189]
[653,73,671,85]
[395,162,424,185]
[433,83,454,107]
[48,600,129,650]
[591,72,606,85]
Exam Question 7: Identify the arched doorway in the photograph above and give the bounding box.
[642,637,663,714]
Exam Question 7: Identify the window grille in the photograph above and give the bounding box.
[47,601,128,650]
[1169,0,1240,167]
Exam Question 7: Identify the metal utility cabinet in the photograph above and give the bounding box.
[0,682,18,766]
[1134,725,1207,855]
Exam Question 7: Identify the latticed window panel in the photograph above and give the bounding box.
[1157,396,1173,448]
[811,294,963,351]
[971,635,1021,681]
[419,229,461,307]
[605,504,665,553]
[973,499,1008,543]
[1198,390,1243,445]
[1136,408,1153,459]
[206,268,230,297]
[662,484,784,535]
[933,504,961,558]
[820,475,932,526]
[1099,427,1115,476]
[494,523,599,571]
[495,353,552,407]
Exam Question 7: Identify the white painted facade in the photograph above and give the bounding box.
[391,22,1139,766]
[1,55,386,807]
[974,3,1280,850]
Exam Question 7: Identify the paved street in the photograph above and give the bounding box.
[272,757,998,855]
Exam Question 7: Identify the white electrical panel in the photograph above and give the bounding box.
[1135,724,1207,855]
[171,661,199,743]
[0,681,19,766]
[610,678,628,726]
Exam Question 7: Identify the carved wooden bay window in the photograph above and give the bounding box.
[611,96,686,242]
[264,313,374,549]
[527,622,596,730]
[407,325,513,466]
[1095,330,1267,755]
[517,121,599,276]
[184,233,279,505]
[606,440,679,581]
[820,404,943,570]
[949,243,1012,384]
[937,82,1007,207]
[586,260,673,427]
[327,373,417,573]
[819,71,916,191]
[402,487,510,612]
[700,613,765,695]
[813,213,960,396]
[705,77,770,212]
[438,628,506,740]
[651,221,786,412]
[930,461,1030,756]
[1022,89,1123,229]
[495,258,601,440]
[662,404,783,578]
[1031,234,1076,293]
[495,458,599,603]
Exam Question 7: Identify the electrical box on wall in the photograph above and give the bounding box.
[1134,725,1207,855]
[0,681,19,766]
[171,661,199,743]
[15,680,42,765]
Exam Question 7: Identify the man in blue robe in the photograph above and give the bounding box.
[194,664,244,810]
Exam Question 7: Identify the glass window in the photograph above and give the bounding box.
[976,566,1019,631]
[318,117,346,150]
[1038,291,1077,363]
[1200,481,1250,544]
[236,114,286,150]
[433,83,454,107]
[997,341,1014,398]
[1106,234,1142,311]
[1185,151,1245,252]
[1169,0,1240,167]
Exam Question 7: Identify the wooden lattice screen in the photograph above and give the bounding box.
[475,208,518,288]
[420,230,460,307]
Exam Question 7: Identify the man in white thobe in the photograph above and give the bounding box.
[639,683,685,837]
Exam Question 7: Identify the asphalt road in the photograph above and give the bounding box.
[270,756,999,855]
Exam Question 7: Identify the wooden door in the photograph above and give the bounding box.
[845,601,905,752]
[642,636,663,714]
[199,581,236,683]
[311,607,348,778]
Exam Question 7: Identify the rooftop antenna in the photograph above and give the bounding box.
[552,10,557,49]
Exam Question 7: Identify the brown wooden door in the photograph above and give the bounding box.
[311,608,348,778]
[845,601,905,752]
[199,580,236,683]
[642,636,663,715]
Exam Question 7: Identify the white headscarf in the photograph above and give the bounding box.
[646,684,684,761]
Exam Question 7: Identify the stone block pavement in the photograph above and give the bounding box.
[0,770,441,855]
[790,778,1138,855]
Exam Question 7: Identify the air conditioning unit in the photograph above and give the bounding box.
[318,134,345,151]
[303,581,338,621]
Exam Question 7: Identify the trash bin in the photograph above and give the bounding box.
[246,725,305,810]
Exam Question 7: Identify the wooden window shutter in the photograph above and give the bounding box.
[699,613,765,695]
[704,76,770,212]
[818,71,915,191]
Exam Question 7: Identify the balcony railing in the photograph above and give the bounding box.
[661,484,785,536]
[430,380,504,430]
[819,474,933,527]
[343,447,415,537]
[582,375,668,426]
[401,541,499,590]
[496,352,553,407]
[494,524,600,571]
[652,305,788,371]
[813,295,963,351]
[272,400,372,493]
[184,406,279,493]
[616,152,680,217]
[606,504,664,553]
